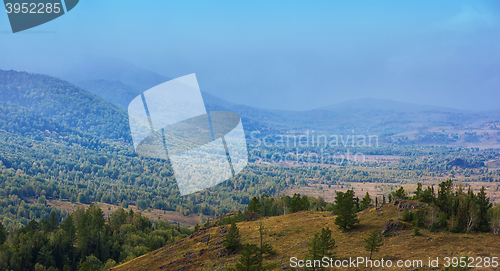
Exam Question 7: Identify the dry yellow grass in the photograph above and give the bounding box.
[286,180,500,205]
[111,204,500,271]
[46,199,202,226]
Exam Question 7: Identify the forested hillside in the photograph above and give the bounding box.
[0,205,191,271]
[0,70,131,142]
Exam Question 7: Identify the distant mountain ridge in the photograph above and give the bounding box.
[318,98,466,113]
[2,66,499,148]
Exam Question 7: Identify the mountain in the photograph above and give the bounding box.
[69,72,500,146]
[48,57,170,92]
[5,65,498,147]
[75,80,142,109]
[269,99,500,135]
[318,98,462,112]
[0,70,132,143]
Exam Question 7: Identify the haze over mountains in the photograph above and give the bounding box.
[1,62,499,148]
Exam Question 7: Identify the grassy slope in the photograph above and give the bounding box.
[111,204,500,271]
[46,199,202,226]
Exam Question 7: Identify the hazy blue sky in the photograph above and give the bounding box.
[1,0,499,111]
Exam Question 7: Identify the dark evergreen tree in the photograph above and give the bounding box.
[391,186,408,200]
[223,218,242,252]
[475,186,492,232]
[414,183,423,199]
[360,192,373,210]
[318,227,336,258]
[0,222,7,245]
[364,231,384,260]
[234,243,262,271]
[334,190,360,230]
[306,232,323,271]
[248,197,260,214]
[437,180,454,216]
[290,193,309,213]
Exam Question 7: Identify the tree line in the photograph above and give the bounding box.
[0,205,191,271]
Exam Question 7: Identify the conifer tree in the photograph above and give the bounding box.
[223,218,242,252]
[235,243,262,271]
[318,227,336,258]
[248,197,260,214]
[257,223,276,260]
[334,190,360,230]
[476,186,492,232]
[0,222,7,245]
[364,231,384,260]
[306,227,336,270]
[360,192,373,210]
[414,183,423,199]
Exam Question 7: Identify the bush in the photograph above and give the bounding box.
[401,209,413,222]
[414,227,421,236]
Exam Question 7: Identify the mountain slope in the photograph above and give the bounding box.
[75,80,142,109]
[72,78,286,134]
[47,57,170,92]
[111,204,500,271]
[0,70,132,143]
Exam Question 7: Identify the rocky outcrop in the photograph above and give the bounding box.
[393,199,424,211]
[381,219,402,236]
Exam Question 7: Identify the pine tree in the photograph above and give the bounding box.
[306,232,323,270]
[364,231,384,260]
[49,211,59,231]
[360,192,373,210]
[235,243,262,271]
[306,227,336,270]
[223,218,242,252]
[248,197,260,214]
[437,179,454,215]
[257,223,276,260]
[334,190,360,230]
[476,186,492,232]
[0,221,7,245]
[391,186,408,200]
[318,227,336,258]
[414,183,423,199]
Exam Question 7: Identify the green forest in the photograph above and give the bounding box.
[0,205,191,271]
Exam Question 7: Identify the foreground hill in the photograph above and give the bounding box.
[111,204,500,271]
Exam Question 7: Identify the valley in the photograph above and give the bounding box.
[0,68,499,270]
